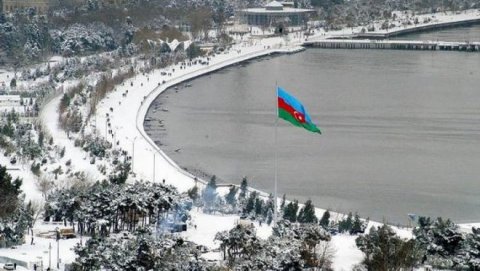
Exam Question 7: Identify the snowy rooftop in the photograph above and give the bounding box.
[266,1,283,8]
[241,7,314,14]
[241,1,313,14]
[0,94,21,100]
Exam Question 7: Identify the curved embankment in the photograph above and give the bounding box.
[133,42,480,230]
[136,45,304,193]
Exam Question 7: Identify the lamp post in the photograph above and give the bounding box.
[153,152,156,182]
[48,242,51,269]
[56,227,60,269]
[127,136,137,171]
[105,113,108,137]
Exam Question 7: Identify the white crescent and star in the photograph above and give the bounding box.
[293,111,305,123]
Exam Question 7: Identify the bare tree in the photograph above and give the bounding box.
[29,200,44,237]
[317,240,336,270]
[35,175,55,199]
[188,8,212,41]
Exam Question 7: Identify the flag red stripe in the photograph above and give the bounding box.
[278,97,306,123]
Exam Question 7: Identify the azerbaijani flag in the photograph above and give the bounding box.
[277,87,321,134]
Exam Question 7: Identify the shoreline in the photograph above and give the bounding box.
[38,10,480,230]
[133,48,475,225]
[135,45,303,189]
[357,17,480,39]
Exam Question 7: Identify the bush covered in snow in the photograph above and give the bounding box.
[0,165,34,248]
[356,224,422,270]
[215,220,332,270]
[72,228,213,270]
[44,181,191,237]
[50,23,117,56]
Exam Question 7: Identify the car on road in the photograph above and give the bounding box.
[3,263,15,270]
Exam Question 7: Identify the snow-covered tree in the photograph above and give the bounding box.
[356,224,422,270]
[239,176,248,201]
[297,199,318,224]
[0,165,32,247]
[283,200,299,222]
[201,175,218,213]
[414,216,464,268]
[225,185,238,209]
[319,210,330,228]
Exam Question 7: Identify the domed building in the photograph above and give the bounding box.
[239,1,315,31]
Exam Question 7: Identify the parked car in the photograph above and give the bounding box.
[3,263,15,270]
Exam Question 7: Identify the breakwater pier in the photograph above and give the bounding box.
[303,39,480,52]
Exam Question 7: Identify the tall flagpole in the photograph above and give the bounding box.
[274,83,279,224]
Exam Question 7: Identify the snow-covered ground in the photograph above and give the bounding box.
[0,154,43,203]
[306,8,480,41]
[0,222,82,270]
[0,56,65,93]
[2,9,480,270]
[40,94,104,180]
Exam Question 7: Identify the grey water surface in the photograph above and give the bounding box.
[146,25,480,224]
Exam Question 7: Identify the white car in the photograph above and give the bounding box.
[3,263,15,270]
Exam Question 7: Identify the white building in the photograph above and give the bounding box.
[0,95,21,107]
[239,1,315,30]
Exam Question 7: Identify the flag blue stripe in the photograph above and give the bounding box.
[277,87,313,123]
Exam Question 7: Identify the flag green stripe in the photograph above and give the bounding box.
[278,108,321,134]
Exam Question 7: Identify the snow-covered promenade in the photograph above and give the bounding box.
[89,38,302,192]
[306,8,480,41]
[96,9,480,197]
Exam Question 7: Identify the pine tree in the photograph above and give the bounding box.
[297,200,318,223]
[319,210,331,228]
[338,212,353,233]
[0,165,22,219]
[356,224,421,270]
[225,186,238,207]
[280,194,286,209]
[187,185,199,202]
[255,198,264,218]
[244,191,257,215]
[239,177,248,200]
[351,213,366,234]
[202,176,218,212]
[10,78,16,88]
[266,209,273,225]
[38,130,44,147]
[283,200,299,222]
[264,193,275,218]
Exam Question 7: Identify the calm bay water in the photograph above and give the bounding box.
[392,24,480,42]
[146,25,480,224]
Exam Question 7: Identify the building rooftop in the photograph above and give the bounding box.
[266,1,283,9]
[241,6,314,14]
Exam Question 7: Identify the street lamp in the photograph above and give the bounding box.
[56,227,60,269]
[153,151,156,182]
[127,136,138,171]
[48,242,51,269]
[148,147,156,182]
[105,113,108,137]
